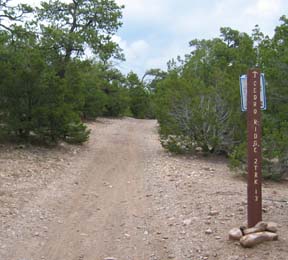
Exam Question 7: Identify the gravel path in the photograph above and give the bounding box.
[0,118,287,260]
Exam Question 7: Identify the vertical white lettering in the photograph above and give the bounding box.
[252,71,258,78]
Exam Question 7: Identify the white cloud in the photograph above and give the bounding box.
[129,40,149,56]
[113,35,151,75]
[114,0,287,76]
[10,0,288,76]
[113,36,149,60]
[145,56,168,70]
[113,33,192,76]
[116,0,169,23]
[145,40,189,69]
[244,0,282,17]
[167,0,284,40]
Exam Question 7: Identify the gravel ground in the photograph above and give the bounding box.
[0,118,287,260]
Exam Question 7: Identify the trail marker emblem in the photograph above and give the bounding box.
[240,73,267,112]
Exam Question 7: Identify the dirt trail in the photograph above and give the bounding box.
[1,118,288,260]
[1,118,163,260]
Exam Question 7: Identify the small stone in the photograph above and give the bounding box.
[104,257,117,260]
[234,241,241,246]
[209,211,219,216]
[205,228,213,235]
[229,228,243,241]
[183,218,192,226]
[228,256,240,260]
[240,231,278,248]
[202,167,215,171]
[266,222,278,233]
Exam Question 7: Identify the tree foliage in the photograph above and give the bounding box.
[36,0,124,61]
[0,0,124,144]
[154,17,288,179]
[126,72,154,119]
[0,0,286,181]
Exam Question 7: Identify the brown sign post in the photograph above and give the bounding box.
[247,68,262,228]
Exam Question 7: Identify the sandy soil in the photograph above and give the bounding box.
[0,118,287,260]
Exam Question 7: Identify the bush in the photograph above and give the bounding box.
[65,122,90,144]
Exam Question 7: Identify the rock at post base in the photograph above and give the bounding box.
[229,228,243,241]
[266,222,278,233]
[255,221,278,232]
[243,221,267,235]
[240,231,278,248]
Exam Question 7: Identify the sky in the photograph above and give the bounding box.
[12,0,288,76]
[113,0,288,76]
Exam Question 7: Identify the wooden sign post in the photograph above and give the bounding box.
[247,68,262,228]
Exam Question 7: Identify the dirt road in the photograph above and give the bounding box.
[1,118,288,260]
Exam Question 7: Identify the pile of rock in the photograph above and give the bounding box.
[229,221,278,248]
